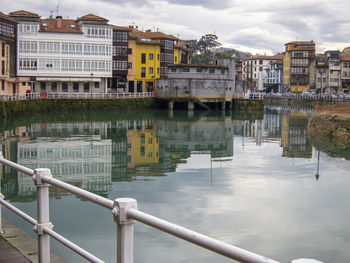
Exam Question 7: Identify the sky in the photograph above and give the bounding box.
[2,0,350,55]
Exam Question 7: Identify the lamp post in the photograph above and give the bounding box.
[90,73,93,99]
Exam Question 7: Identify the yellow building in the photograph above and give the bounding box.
[283,41,316,93]
[127,28,192,93]
[126,125,159,169]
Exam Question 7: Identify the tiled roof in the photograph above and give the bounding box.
[79,14,108,21]
[129,28,177,41]
[39,18,82,34]
[9,10,39,17]
[341,56,350,61]
[0,11,17,23]
[112,25,130,31]
[285,40,315,46]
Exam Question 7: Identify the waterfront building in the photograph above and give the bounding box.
[265,60,283,93]
[241,54,283,92]
[126,28,192,93]
[127,28,162,92]
[9,11,112,95]
[315,54,328,94]
[340,48,350,94]
[325,50,341,94]
[110,25,130,92]
[157,59,235,109]
[0,11,30,95]
[283,40,316,93]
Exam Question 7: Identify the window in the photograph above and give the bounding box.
[157,68,159,74]
[1,80,4,91]
[221,69,225,75]
[73,82,79,92]
[84,83,90,93]
[62,82,68,92]
[41,82,46,92]
[19,58,37,71]
[182,67,190,72]
[149,53,154,60]
[149,67,153,74]
[157,54,160,60]
[174,56,177,63]
[113,31,128,42]
[51,82,57,92]
[95,82,99,89]
[141,53,146,64]
[141,67,146,78]
[209,68,215,74]
[171,68,177,72]
[196,68,202,73]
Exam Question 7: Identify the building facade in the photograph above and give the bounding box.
[283,41,316,93]
[0,11,30,95]
[325,50,341,94]
[241,54,283,92]
[156,59,235,107]
[9,11,112,95]
[265,61,283,93]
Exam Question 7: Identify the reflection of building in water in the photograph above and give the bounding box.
[232,120,263,146]
[126,121,160,176]
[263,107,283,140]
[29,122,108,139]
[281,112,312,158]
[0,126,31,198]
[17,136,112,196]
[156,116,234,171]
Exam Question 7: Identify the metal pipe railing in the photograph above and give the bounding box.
[40,175,114,210]
[0,152,321,263]
[0,196,104,263]
[126,208,278,263]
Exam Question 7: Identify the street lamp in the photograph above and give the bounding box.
[90,73,93,98]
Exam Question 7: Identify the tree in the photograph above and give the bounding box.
[186,34,221,65]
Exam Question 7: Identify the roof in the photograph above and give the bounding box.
[112,25,130,32]
[39,18,82,34]
[285,40,315,46]
[9,10,39,17]
[129,28,178,41]
[78,14,108,22]
[241,54,283,61]
[341,56,350,61]
[168,64,228,69]
[0,11,17,23]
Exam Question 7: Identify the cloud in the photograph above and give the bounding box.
[2,0,350,54]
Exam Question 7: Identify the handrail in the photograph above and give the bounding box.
[0,152,321,263]
[127,208,278,263]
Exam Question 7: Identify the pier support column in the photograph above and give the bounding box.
[221,100,226,111]
[169,100,174,111]
[188,101,194,111]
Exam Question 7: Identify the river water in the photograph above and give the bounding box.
[1,106,350,263]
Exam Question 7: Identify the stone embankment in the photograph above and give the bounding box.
[307,103,350,145]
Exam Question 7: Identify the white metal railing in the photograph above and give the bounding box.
[0,152,320,263]
[0,92,154,101]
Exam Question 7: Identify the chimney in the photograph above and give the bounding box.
[56,15,63,29]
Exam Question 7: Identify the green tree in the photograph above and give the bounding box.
[186,34,221,64]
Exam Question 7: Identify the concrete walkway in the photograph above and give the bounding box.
[0,219,65,263]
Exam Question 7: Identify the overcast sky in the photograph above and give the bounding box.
[3,0,350,55]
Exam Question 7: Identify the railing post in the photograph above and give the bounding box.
[33,168,53,263]
[112,198,138,263]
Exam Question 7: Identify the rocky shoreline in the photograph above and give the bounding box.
[307,103,350,145]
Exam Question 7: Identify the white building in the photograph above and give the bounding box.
[9,10,112,95]
[241,54,283,92]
